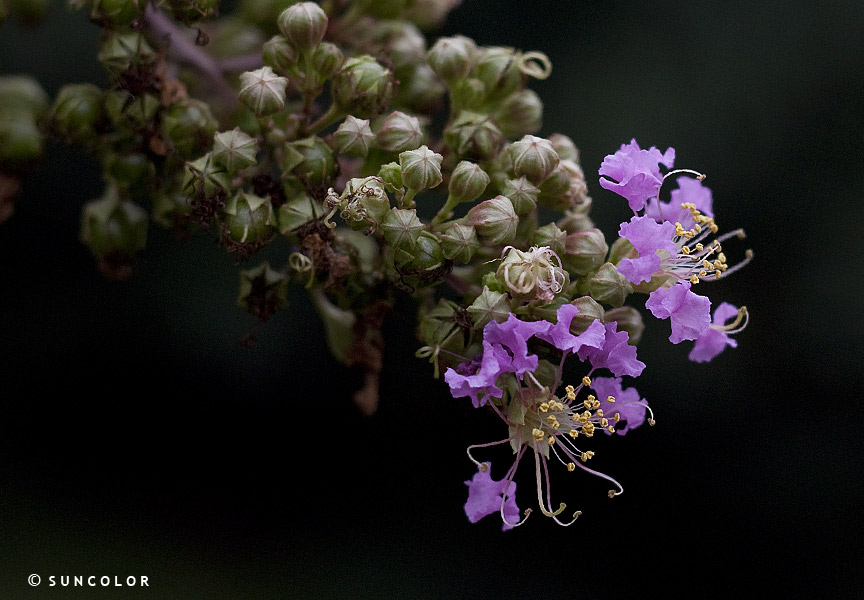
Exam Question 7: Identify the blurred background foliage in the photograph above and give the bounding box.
[1,0,863,597]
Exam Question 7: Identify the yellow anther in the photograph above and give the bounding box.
[681,245,691,255]
[567,390,576,401]
[582,423,595,437]
[580,451,595,462]
[567,462,576,472]
[694,224,702,233]
[713,259,724,270]
[690,274,700,284]
[586,394,595,403]
[532,428,545,440]
[695,243,704,251]
[547,435,556,446]
[717,252,727,263]
[698,269,708,277]
[702,259,712,269]
[607,395,616,403]
[582,376,591,386]
[565,384,575,394]
[593,399,601,409]
[608,426,615,433]
[539,402,549,412]
[709,223,719,233]
[596,409,604,417]
[614,412,621,422]
[601,418,608,427]
[569,429,579,439]
[648,418,656,426]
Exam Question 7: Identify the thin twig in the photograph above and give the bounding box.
[218,53,265,73]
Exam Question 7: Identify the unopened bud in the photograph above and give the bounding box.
[548,133,580,162]
[103,91,159,131]
[564,228,608,275]
[262,35,298,72]
[473,46,522,101]
[557,207,595,234]
[538,159,587,211]
[509,135,560,183]
[395,63,446,114]
[182,152,232,201]
[277,193,325,233]
[399,145,443,191]
[448,78,485,111]
[444,110,505,160]
[382,207,424,250]
[283,136,338,188]
[533,223,567,256]
[375,111,424,152]
[390,231,448,290]
[238,262,289,321]
[568,296,606,334]
[439,222,480,263]
[278,2,328,52]
[161,98,218,160]
[223,191,276,245]
[377,162,403,189]
[587,263,632,308]
[213,128,258,173]
[468,285,512,328]
[333,115,374,157]
[310,42,344,79]
[0,75,48,117]
[608,236,635,266]
[402,0,461,29]
[104,152,155,197]
[98,32,156,76]
[501,176,539,215]
[494,89,542,138]
[604,306,645,345]
[465,195,518,246]
[426,35,475,82]
[51,84,103,144]
[239,66,287,116]
[79,185,147,279]
[332,56,395,119]
[448,160,489,204]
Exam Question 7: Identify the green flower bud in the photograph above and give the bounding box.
[557,207,595,234]
[496,245,568,304]
[336,176,390,229]
[310,42,344,79]
[166,0,219,24]
[223,191,276,244]
[332,56,395,119]
[568,296,606,334]
[0,114,42,163]
[360,20,425,74]
[467,285,511,328]
[448,160,489,205]
[444,110,505,161]
[509,135,560,183]
[449,77,485,111]
[239,66,288,116]
[473,46,522,101]
[465,195,518,246]
[212,128,258,173]
[182,152,232,203]
[104,152,155,196]
[426,35,475,82]
[375,111,424,152]
[439,221,479,263]
[161,99,218,160]
[403,0,463,30]
[587,263,632,308]
[238,262,289,321]
[604,306,644,345]
[538,159,587,211]
[51,84,103,144]
[501,176,539,215]
[98,32,156,76]
[0,75,48,117]
[548,133,580,162]
[277,193,325,233]
[79,185,147,280]
[90,0,140,27]
[494,89,542,138]
[382,207,424,250]
[608,236,635,266]
[399,145,443,191]
[262,35,299,72]
[103,90,159,132]
[333,115,374,157]
[563,228,608,275]
[283,136,338,188]
[277,1,327,52]
[390,230,447,290]
[377,162,403,189]
[533,223,567,256]
[153,185,193,229]
[394,63,446,114]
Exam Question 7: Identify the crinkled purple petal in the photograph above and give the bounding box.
[646,177,714,228]
[533,304,605,354]
[618,215,677,255]
[591,377,649,435]
[688,302,739,363]
[444,341,508,407]
[646,281,711,343]
[483,314,548,377]
[577,322,645,377]
[598,139,675,212]
[464,465,520,531]
[618,254,662,285]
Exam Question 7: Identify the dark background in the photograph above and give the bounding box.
[2,0,863,597]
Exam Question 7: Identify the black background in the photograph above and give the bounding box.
[1,0,863,597]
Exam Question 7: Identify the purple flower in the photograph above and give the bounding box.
[616,215,677,284]
[535,304,606,353]
[591,377,649,435]
[688,302,739,363]
[464,464,520,531]
[483,314,549,377]
[444,341,510,407]
[646,176,714,229]
[577,322,645,377]
[645,281,711,343]
[599,139,675,212]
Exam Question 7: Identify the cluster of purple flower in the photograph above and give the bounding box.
[444,140,751,529]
